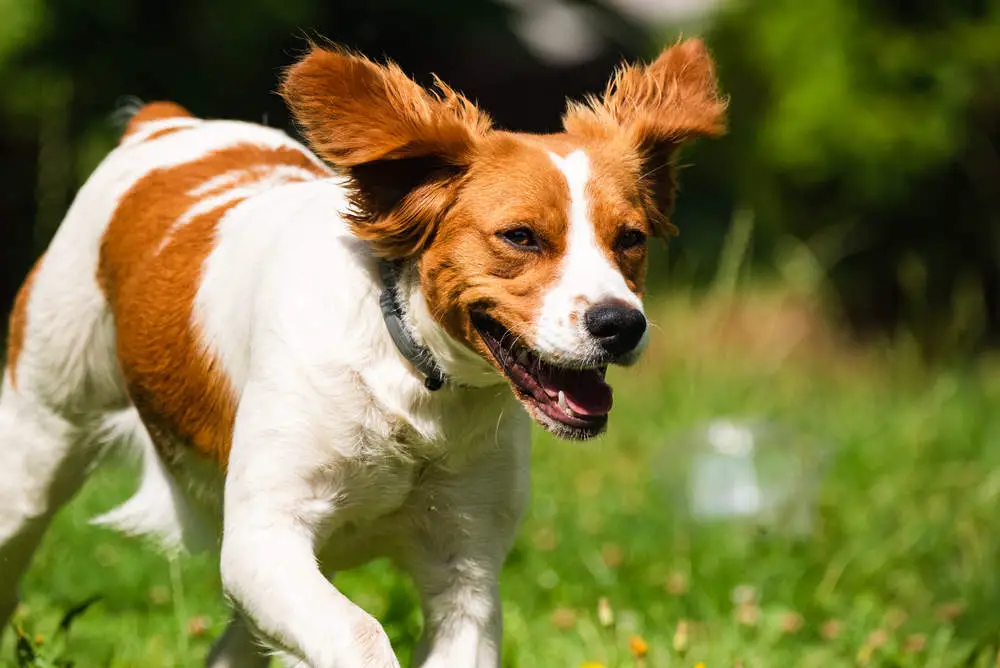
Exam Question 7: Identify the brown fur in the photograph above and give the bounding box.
[140,126,194,143]
[418,134,575,351]
[279,38,726,375]
[5,257,44,389]
[98,143,326,467]
[121,101,194,140]
[418,131,654,359]
[281,46,490,167]
[281,46,492,259]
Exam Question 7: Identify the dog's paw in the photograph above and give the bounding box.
[335,613,400,668]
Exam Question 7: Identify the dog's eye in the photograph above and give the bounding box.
[615,228,647,252]
[500,227,541,251]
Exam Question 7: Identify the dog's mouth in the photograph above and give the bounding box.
[471,311,611,439]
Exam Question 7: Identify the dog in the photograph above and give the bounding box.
[0,39,724,667]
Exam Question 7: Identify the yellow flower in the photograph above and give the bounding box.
[580,663,606,668]
[694,663,707,668]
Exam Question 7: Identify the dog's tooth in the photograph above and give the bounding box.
[557,390,569,414]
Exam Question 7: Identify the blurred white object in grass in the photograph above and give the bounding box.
[675,419,826,537]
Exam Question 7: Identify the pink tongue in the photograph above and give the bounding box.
[538,367,613,415]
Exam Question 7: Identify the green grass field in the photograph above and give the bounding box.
[5,291,1000,667]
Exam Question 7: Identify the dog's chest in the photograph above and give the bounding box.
[313,387,520,570]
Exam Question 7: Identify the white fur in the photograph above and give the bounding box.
[157,164,323,254]
[534,149,648,365]
[118,116,203,146]
[0,117,530,667]
[401,262,503,390]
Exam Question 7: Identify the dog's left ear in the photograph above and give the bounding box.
[281,45,491,258]
[564,38,727,237]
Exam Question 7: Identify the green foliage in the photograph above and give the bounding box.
[700,0,1000,353]
[2,0,999,349]
[0,0,42,64]
[5,299,1000,666]
[715,0,1000,202]
[9,596,99,667]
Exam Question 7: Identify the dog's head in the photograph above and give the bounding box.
[281,40,726,439]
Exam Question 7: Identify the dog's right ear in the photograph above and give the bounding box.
[281,46,491,258]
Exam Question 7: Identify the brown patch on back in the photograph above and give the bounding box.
[121,101,194,141]
[140,126,191,143]
[6,257,44,389]
[99,143,326,468]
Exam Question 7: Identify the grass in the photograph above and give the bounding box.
[5,288,1000,667]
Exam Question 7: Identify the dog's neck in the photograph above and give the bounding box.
[387,260,504,390]
[378,260,447,391]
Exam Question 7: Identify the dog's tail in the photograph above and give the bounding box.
[112,97,195,143]
[91,407,214,554]
[111,95,146,130]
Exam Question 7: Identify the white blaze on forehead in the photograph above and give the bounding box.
[533,149,643,362]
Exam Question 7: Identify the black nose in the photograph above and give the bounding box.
[583,301,647,357]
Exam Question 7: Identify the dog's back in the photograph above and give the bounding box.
[7,102,329,414]
[0,102,331,620]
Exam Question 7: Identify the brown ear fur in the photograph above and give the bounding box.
[280,45,492,258]
[563,38,727,237]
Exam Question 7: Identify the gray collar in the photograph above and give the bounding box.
[378,260,447,391]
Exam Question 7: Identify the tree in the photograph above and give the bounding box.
[707,0,1000,354]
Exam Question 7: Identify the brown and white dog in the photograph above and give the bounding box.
[0,40,724,667]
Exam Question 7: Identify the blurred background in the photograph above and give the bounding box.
[2,0,999,357]
[3,1,1000,667]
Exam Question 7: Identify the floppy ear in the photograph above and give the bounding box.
[563,38,726,237]
[281,45,492,258]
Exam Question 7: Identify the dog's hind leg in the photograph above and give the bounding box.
[0,384,94,628]
[0,218,126,629]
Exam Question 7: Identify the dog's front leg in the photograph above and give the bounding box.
[403,435,530,668]
[411,561,503,668]
[220,380,400,668]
